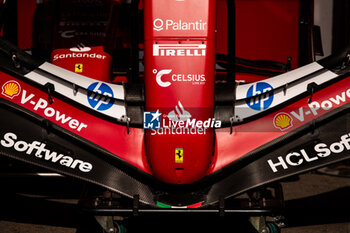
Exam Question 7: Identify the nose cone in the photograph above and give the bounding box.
[146,131,214,184]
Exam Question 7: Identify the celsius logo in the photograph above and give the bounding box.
[2,81,21,99]
[60,30,75,38]
[153,69,206,87]
[87,82,115,111]
[70,43,91,52]
[153,18,164,31]
[154,69,172,87]
[246,82,274,111]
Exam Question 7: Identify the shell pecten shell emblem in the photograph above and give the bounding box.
[2,81,21,99]
[273,112,293,131]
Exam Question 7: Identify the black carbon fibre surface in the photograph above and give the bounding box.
[0,100,157,206]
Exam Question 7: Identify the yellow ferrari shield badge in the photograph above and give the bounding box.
[175,147,184,163]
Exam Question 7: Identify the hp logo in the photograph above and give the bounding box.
[87,82,115,111]
[246,82,274,111]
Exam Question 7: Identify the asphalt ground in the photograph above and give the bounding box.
[1,172,350,233]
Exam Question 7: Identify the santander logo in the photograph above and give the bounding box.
[52,44,107,61]
[167,101,191,121]
[70,43,91,52]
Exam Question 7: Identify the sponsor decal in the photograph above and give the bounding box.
[75,63,83,73]
[53,52,107,61]
[273,113,293,131]
[268,133,350,173]
[153,69,206,87]
[60,30,75,38]
[167,101,191,121]
[153,18,207,32]
[1,132,93,173]
[87,82,115,111]
[154,69,172,87]
[153,44,206,57]
[70,43,91,52]
[60,30,106,39]
[143,110,162,129]
[52,44,107,61]
[149,101,221,135]
[246,82,274,111]
[274,87,350,130]
[2,80,21,99]
[291,89,350,122]
[153,18,164,31]
[8,88,88,132]
[175,147,184,163]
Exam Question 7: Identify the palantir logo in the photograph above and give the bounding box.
[87,82,115,111]
[153,18,164,31]
[144,110,162,129]
[246,82,274,111]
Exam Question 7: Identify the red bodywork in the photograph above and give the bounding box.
[3,0,318,186]
[144,0,216,184]
[2,71,350,183]
[51,46,113,82]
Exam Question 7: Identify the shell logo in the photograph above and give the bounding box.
[273,112,293,131]
[2,81,21,99]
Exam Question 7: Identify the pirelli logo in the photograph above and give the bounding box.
[153,44,206,57]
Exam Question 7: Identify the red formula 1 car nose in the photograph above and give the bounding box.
[144,0,217,184]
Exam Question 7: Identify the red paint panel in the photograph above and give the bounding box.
[0,72,150,174]
[211,75,350,173]
[51,46,112,82]
[216,0,300,69]
[144,0,217,184]
[17,0,36,49]
[144,0,216,40]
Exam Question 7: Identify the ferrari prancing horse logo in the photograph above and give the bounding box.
[75,63,83,73]
[175,147,183,163]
